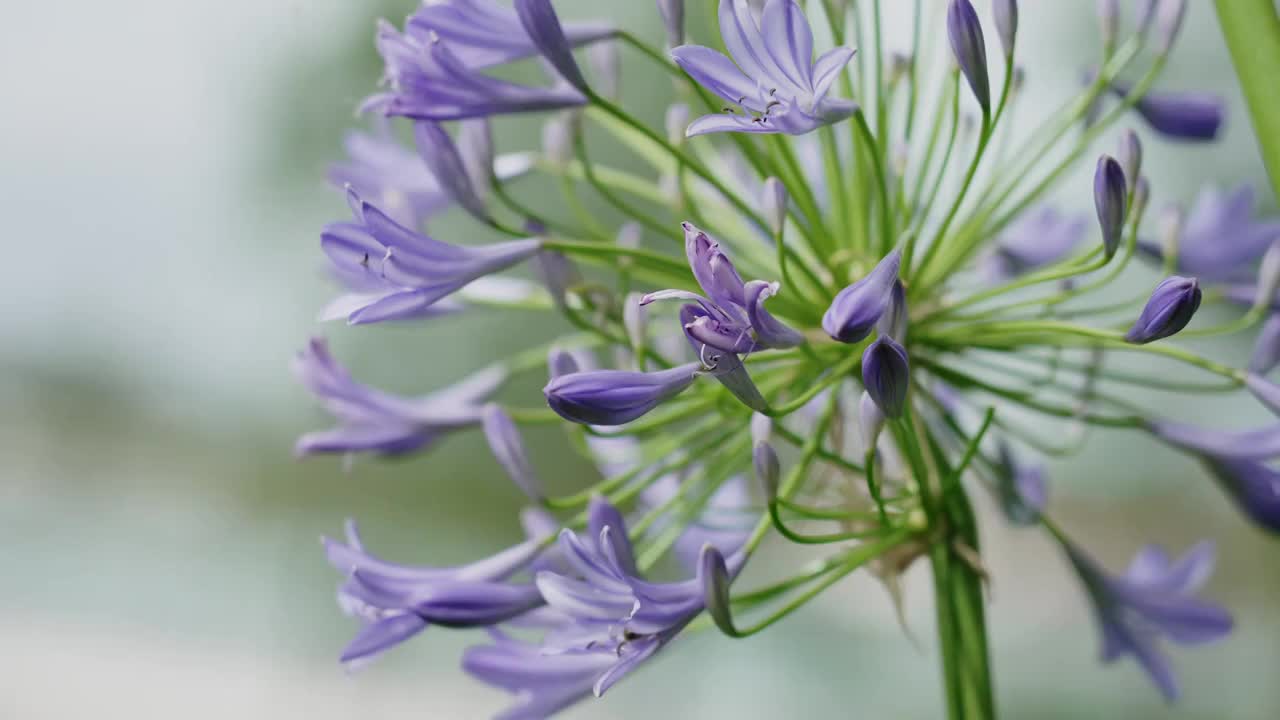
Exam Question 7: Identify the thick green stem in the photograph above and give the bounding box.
[1215,0,1280,204]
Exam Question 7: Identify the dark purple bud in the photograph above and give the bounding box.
[1093,154,1128,258]
[1250,314,1280,375]
[992,0,1018,57]
[414,121,490,222]
[754,441,780,500]
[877,279,908,341]
[1117,129,1143,186]
[544,363,700,425]
[862,336,910,419]
[947,0,991,114]
[1124,275,1201,343]
[1201,456,1280,534]
[656,0,684,47]
[514,0,591,92]
[823,249,902,343]
[1112,84,1225,141]
[700,544,735,635]
[744,280,804,349]
[482,404,542,500]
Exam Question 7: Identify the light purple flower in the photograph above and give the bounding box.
[544,363,700,426]
[1110,83,1225,142]
[463,631,616,720]
[320,189,540,324]
[408,0,613,70]
[413,120,491,222]
[1139,185,1280,281]
[980,206,1087,281]
[1124,276,1201,344]
[294,337,504,457]
[823,249,902,344]
[670,0,857,136]
[324,514,551,665]
[1064,540,1232,701]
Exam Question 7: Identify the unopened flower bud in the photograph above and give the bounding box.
[877,279,908,341]
[992,0,1018,58]
[1124,276,1201,344]
[754,441,780,501]
[1117,130,1143,186]
[415,120,490,222]
[1159,205,1185,260]
[656,0,685,48]
[534,250,581,309]
[700,545,736,636]
[947,0,991,114]
[1253,240,1280,312]
[1155,0,1187,54]
[1132,176,1150,221]
[862,336,910,419]
[762,177,788,237]
[482,404,542,500]
[1093,154,1128,258]
[458,119,495,202]
[823,249,902,344]
[544,363,700,426]
[624,291,648,357]
[547,347,582,380]
[750,412,772,446]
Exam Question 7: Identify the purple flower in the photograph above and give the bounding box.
[413,120,491,222]
[363,13,587,121]
[1110,84,1225,142]
[993,441,1047,525]
[1064,540,1232,701]
[324,514,551,665]
[294,338,503,457]
[823,249,902,344]
[482,404,543,500]
[1124,276,1201,344]
[463,632,616,720]
[980,206,1087,280]
[409,0,613,70]
[320,189,540,324]
[543,363,700,426]
[1200,456,1280,534]
[744,280,806,348]
[1249,314,1280,374]
[948,0,991,113]
[1094,154,1127,258]
[862,336,910,419]
[1139,185,1280,281]
[670,0,857,136]
[1149,419,1280,461]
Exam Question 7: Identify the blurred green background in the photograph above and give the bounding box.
[1,1,1276,718]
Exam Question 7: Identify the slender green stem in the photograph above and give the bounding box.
[1215,0,1280,204]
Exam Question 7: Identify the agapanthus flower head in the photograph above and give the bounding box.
[1064,540,1232,701]
[1124,275,1201,344]
[823,249,902,343]
[671,0,857,136]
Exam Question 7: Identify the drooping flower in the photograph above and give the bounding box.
[863,336,910,419]
[670,0,857,136]
[947,0,991,113]
[544,363,701,426]
[1124,276,1201,344]
[320,189,540,324]
[1110,84,1225,142]
[408,0,613,70]
[294,338,504,457]
[1138,185,1280,281]
[1063,540,1232,701]
[823,249,902,343]
[324,513,551,665]
[979,206,1087,281]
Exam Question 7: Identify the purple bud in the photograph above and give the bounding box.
[877,279,908,341]
[656,0,685,47]
[1093,154,1128,258]
[700,544,734,635]
[754,441,780,500]
[1113,85,1225,141]
[751,412,772,446]
[762,177,788,237]
[482,404,542,500]
[414,120,490,221]
[823,249,903,344]
[992,0,1018,57]
[1097,0,1119,50]
[1132,175,1150,220]
[458,119,495,202]
[1250,315,1280,375]
[1200,456,1280,534]
[1117,129,1143,186]
[544,363,700,425]
[744,280,804,349]
[947,0,991,114]
[534,250,581,309]
[1124,275,1201,344]
[547,347,582,379]
[1154,0,1187,54]
[514,0,591,92]
[587,40,620,99]
[862,336,910,419]
[859,390,886,451]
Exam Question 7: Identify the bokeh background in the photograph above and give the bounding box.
[2,1,1277,718]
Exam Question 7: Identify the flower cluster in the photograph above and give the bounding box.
[293,0,1279,715]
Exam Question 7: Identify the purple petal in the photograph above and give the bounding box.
[339,613,428,664]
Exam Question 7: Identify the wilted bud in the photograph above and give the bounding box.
[754,441,780,500]
[1093,154,1128,258]
[862,336,910,419]
[1116,130,1143,186]
[544,363,701,425]
[859,391,886,451]
[1096,0,1119,51]
[665,103,690,146]
[1124,275,1201,344]
[1155,0,1187,54]
[947,0,991,114]
[482,404,543,501]
[1249,315,1280,375]
[762,177,788,237]
[1254,240,1280,312]
[587,41,620,99]
[750,412,772,446]
[656,0,685,48]
[877,280,908,341]
[823,249,903,344]
[414,120,490,222]
[992,0,1018,58]
[541,112,575,169]
[458,119,495,202]
[534,250,581,309]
